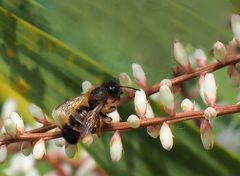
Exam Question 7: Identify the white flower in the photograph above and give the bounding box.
[231,14,240,41]
[160,79,172,88]
[119,73,134,94]
[28,104,47,124]
[127,114,141,128]
[147,126,160,138]
[146,103,154,118]
[174,41,191,71]
[203,73,217,107]
[82,81,93,93]
[4,153,39,176]
[204,107,218,120]
[132,63,147,88]
[110,131,123,162]
[28,104,44,119]
[145,103,160,138]
[181,98,194,112]
[1,98,17,120]
[213,41,227,63]
[33,139,46,160]
[4,112,24,137]
[134,89,147,118]
[107,110,121,123]
[194,49,207,67]
[160,122,173,151]
[200,119,214,150]
[21,141,32,156]
[0,145,7,163]
[0,126,6,137]
[159,85,174,115]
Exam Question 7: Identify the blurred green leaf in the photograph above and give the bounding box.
[0,0,240,176]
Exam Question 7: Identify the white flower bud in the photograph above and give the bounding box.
[107,110,120,123]
[146,103,154,118]
[0,127,6,137]
[213,41,227,63]
[204,107,218,120]
[82,134,94,146]
[1,98,17,120]
[54,137,66,147]
[10,112,24,134]
[110,131,123,162]
[160,122,173,151]
[132,63,147,88]
[21,141,32,156]
[231,14,240,41]
[200,119,214,150]
[160,79,172,88]
[199,75,207,105]
[174,41,191,71]
[203,73,217,107]
[28,104,44,119]
[4,119,16,137]
[159,85,174,115]
[127,114,141,128]
[82,81,93,93]
[194,49,207,67]
[134,89,147,118]
[181,98,194,112]
[33,139,46,159]
[0,145,7,163]
[4,112,24,137]
[65,144,77,158]
[119,73,134,94]
[147,126,160,138]
[145,103,159,138]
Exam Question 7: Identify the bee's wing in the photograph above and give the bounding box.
[52,96,87,126]
[79,104,104,138]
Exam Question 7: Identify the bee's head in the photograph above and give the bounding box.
[103,81,121,100]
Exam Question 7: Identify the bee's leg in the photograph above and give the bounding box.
[95,119,101,137]
[96,118,105,137]
[108,106,116,113]
[100,112,112,123]
[95,116,112,137]
[101,104,116,115]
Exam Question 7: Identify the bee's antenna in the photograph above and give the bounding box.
[119,86,140,91]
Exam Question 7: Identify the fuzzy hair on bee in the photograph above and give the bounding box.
[52,81,124,144]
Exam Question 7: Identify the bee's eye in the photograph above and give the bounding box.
[109,86,116,91]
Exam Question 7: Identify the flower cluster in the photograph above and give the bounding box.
[0,14,240,168]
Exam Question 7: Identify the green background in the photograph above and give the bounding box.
[0,0,240,175]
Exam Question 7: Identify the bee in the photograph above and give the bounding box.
[52,81,137,144]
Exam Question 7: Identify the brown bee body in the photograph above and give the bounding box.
[52,81,122,144]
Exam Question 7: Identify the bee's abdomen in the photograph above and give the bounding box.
[62,124,80,144]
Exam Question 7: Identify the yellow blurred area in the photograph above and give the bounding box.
[0,75,33,123]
